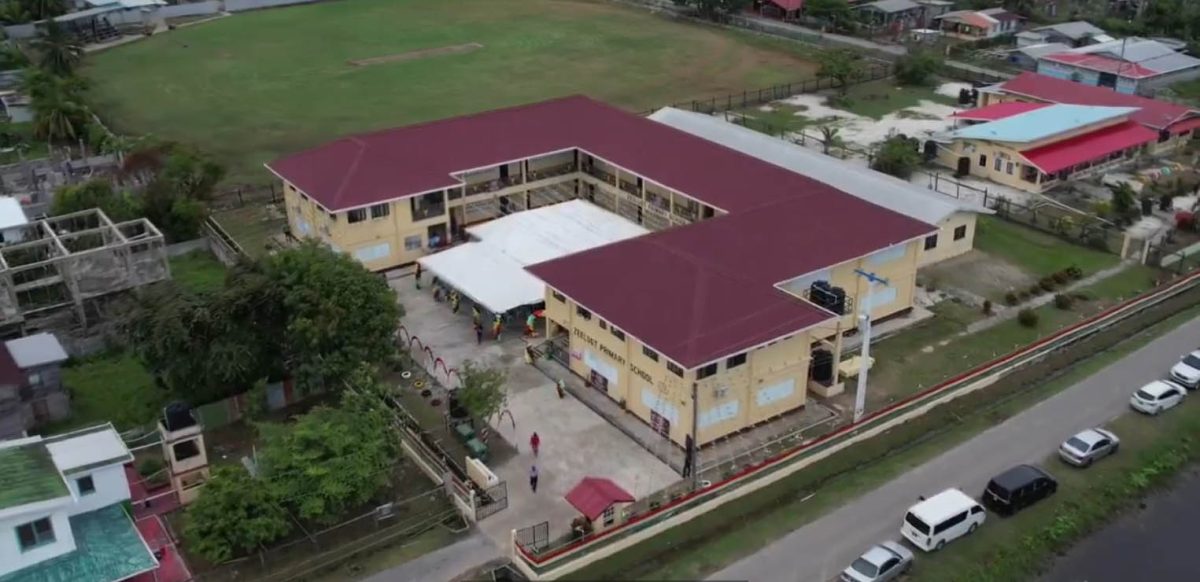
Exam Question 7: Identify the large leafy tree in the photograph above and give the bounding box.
[265,241,401,392]
[893,50,942,86]
[671,0,750,21]
[817,49,865,96]
[51,179,141,221]
[871,135,921,179]
[259,369,398,523]
[805,0,852,28]
[183,465,292,563]
[456,362,508,432]
[31,19,81,76]
[22,66,87,141]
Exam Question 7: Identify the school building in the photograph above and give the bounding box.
[268,96,968,447]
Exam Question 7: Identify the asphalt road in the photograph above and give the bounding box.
[710,316,1200,582]
[1039,465,1200,582]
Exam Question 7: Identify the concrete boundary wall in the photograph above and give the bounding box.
[513,268,1200,579]
[225,0,319,12]
[160,2,222,19]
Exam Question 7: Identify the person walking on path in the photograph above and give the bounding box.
[525,312,537,337]
[529,464,539,493]
[492,314,503,340]
[475,322,483,345]
[472,305,481,327]
[450,291,461,314]
[530,432,541,456]
[414,262,422,290]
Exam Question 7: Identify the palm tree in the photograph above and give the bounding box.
[819,125,842,155]
[31,19,82,76]
[22,0,66,22]
[31,86,83,141]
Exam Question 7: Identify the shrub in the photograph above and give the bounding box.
[1028,284,1044,296]
[870,135,922,180]
[893,50,943,86]
[1054,294,1074,310]
[982,299,993,315]
[1004,292,1018,306]
[1052,271,1071,285]
[1066,265,1084,279]
[1039,278,1057,292]
[137,457,164,477]
[1017,309,1039,327]
[1019,290,1032,301]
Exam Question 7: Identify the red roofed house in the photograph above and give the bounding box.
[268,96,938,448]
[753,0,803,20]
[980,72,1200,153]
[565,477,634,533]
[1034,38,1200,97]
[933,8,1020,39]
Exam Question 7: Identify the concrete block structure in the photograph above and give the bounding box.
[269,96,952,448]
[0,332,70,439]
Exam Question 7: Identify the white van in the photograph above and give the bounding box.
[900,488,986,551]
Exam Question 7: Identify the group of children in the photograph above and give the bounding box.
[415,261,539,343]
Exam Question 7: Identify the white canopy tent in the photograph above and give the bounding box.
[418,200,647,314]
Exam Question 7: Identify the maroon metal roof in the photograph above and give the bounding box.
[565,477,634,521]
[1022,120,1158,174]
[0,344,21,386]
[273,96,936,367]
[998,72,1199,131]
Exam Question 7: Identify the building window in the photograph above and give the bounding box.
[404,235,422,251]
[1158,131,1171,144]
[347,208,368,224]
[602,506,615,526]
[643,346,659,361]
[1005,162,1014,175]
[924,234,938,250]
[993,157,1002,171]
[370,203,391,219]
[726,353,746,368]
[954,225,968,240]
[16,518,55,552]
[552,291,566,303]
[599,320,608,330]
[576,306,592,320]
[697,362,718,379]
[611,327,626,341]
[27,372,41,387]
[77,476,95,496]
[173,439,201,462]
[666,361,684,377]
[300,192,309,202]
[978,154,986,167]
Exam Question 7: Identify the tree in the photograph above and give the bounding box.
[871,135,921,179]
[893,50,942,86]
[805,0,852,28]
[259,374,398,523]
[672,0,750,21]
[51,179,141,221]
[265,241,401,393]
[183,465,292,563]
[818,124,842,155]
[456,361,508,432]
[156,146,226,202]
[1109,182,1139,224]
[817,49,865,96]
[21,0,66,21]
[22,67,87,142]
[31,19,81,76]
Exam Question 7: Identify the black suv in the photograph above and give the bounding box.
[982,464,1057,516]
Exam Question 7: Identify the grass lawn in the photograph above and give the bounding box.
[1167,77,1200,105]
[598,302,1200,581]
[974,216,1118,279]
[59,352,164,432]
[168,250,227,294]
[909,385,1200,581]
[210,203,284,258]
[835,79,957,119]
[303,525,463,582]
[731,102,826,134]
[85,0,821,185]
[0,122,50,165]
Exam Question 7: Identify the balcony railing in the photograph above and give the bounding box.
[672,203,699,221]
[464,175,524,196]
[526,162,577,182]
[618,180,639,196]
[412,203,446,221]
[583,165,617,186]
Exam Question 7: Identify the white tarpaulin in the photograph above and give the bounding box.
[418,201,647,313]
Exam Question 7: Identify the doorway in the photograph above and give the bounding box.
[589,370,609,395]
[650,410,671,438]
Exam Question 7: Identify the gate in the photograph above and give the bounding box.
[476,481,508,520]
[515,521,550,553]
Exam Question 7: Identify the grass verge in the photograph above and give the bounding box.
[836,79,956,119]
[974,216,1117,279]
[567,291,1200,581]
[58,352,163,432]
[169,250,228,294]
[912,389,1200,581]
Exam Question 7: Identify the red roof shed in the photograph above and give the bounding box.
[565,477,635,521]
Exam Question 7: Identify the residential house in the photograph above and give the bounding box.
[855,0,925,31]
[1037,38,1200,95]
[980,71,1200,152]
[0,333,70,440]
[565,477,634,534]
[1008,42,1071,70]
[0,196,28,244]
[933,103,1159,193]
[1019,21,1109,48]
[934,8,1021,39]
[754,0,803,20]
[0,424,159,582]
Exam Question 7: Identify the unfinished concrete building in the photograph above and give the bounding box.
[0,209,168,331]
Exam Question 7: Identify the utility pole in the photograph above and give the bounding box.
[689,381,699,490]
[853,269,890,423]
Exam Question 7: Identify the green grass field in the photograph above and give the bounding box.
[168,250,227,294]
[85,0,821,185]
[974,216,1118,278]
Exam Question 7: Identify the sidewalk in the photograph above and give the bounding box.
[964,261,1134,335]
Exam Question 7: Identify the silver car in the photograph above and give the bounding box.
[1058,428,1120,467]
[841,541,914,582]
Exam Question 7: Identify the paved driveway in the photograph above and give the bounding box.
[711,316,1200,582]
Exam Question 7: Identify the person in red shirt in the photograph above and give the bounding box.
[530,432,541,457]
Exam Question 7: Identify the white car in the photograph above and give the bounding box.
[1169,351,1200,389]
[1130,380,1186,415]
[1058,428,1119,467]
[841,541,914,582]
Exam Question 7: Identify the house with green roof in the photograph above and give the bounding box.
[0,423,159,582]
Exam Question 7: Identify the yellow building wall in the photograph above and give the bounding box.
[935,140,1045,193]
[546,289,817,447]
[918,212,977,267]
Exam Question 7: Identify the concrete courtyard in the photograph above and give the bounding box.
[389,275,680,547]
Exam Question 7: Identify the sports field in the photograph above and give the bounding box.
[85,0,821,184]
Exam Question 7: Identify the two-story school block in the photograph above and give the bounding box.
[268,96,985,448]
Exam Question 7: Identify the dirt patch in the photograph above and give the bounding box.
[349,42,484,67]
[923,250,1036,300]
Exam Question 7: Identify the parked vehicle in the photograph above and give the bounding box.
[1058,428,1119,467]
[1169,350,1200,389]
[840,541,914,582]
[982,464,1057,516]
[1130,380,1187,415]
[900,488,985,551]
